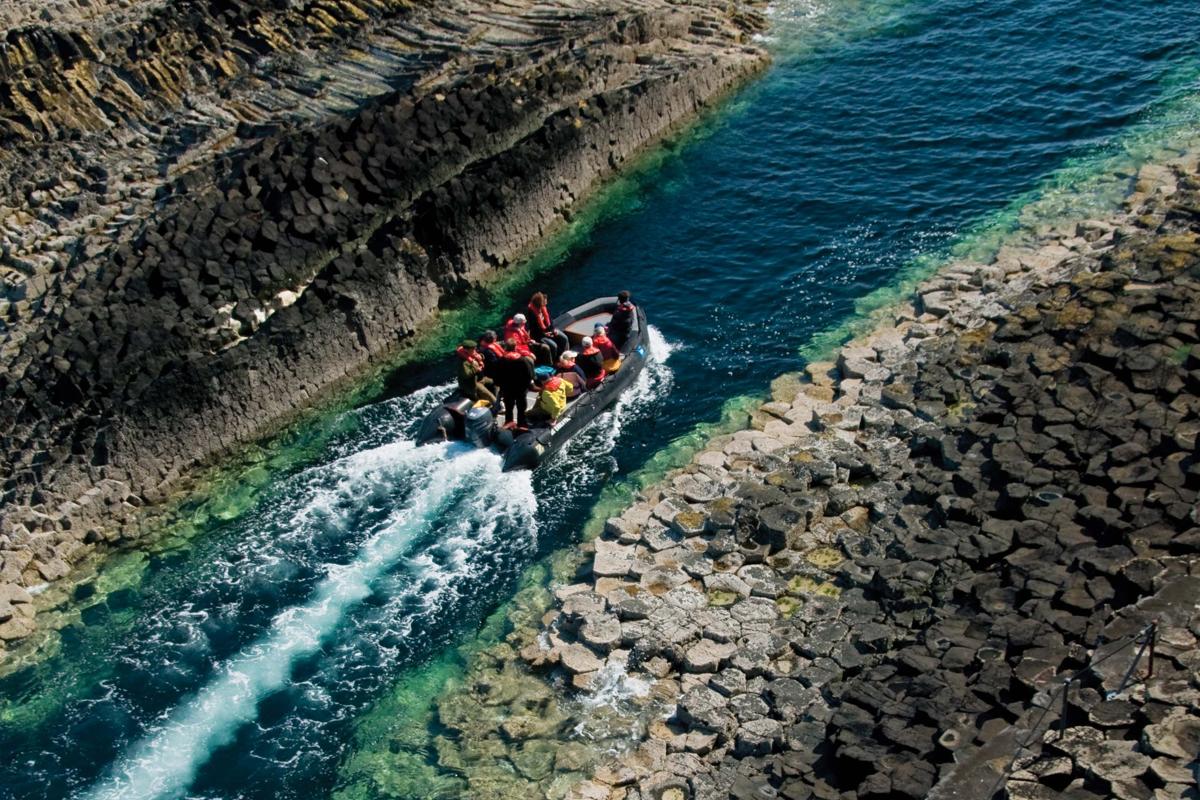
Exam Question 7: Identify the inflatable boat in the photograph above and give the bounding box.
[416,297,648,470]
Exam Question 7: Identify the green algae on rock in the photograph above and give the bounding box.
[413,154,1200,800]
[0,0,771,653]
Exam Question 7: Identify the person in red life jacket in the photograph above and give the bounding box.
[608,290,636,348]
[455,340,496,405]
[478,330,506,382]
[495,339,534,428]
[502,314,532,352]
[504,313,551,365]
[591,324,620,361]
[479,330,505,361]
[526,292,569,360]
[577,336,607,389]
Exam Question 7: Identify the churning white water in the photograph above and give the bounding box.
[81,442,537,800]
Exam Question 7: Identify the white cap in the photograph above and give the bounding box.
[593,323,606,334]
[581,336,593,347]
[561,350,577,360]
[513,313,526,324]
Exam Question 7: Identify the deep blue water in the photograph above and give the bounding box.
[3,0,1200,798]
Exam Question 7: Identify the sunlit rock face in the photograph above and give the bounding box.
[0,0,769,634]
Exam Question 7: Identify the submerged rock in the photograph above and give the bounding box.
[465,151,1200,800]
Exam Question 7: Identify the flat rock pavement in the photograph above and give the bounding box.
[427,157,1200,799]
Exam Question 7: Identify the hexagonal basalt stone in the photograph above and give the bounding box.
[682,639,737,673]
[734,718,783,756]
[730,597,780,625]
[736,564,787,598]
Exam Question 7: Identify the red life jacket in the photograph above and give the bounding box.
[543,375,563,392]
[484,341,505,359]
[527,303,552,334]
[456,346,484,370]
[610,301,635,343]
[592,334,618,360]
[579,346,606,386]
[502,350,524,361]
[504,319,532,348]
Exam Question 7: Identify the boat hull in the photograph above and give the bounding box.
[417,297,649,470]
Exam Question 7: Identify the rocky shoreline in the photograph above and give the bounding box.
[0,0,768,652]
[421,157,1200,799]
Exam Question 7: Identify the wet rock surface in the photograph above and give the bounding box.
[429,157,1200,798]
[0,0,768,651]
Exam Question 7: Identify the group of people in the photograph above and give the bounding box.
[455,290,637,429]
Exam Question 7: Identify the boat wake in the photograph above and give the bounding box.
[17,329,676,800]
[538,325,676,494]
[80,440,536,800]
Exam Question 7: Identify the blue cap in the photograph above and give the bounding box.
[534,365,556,378]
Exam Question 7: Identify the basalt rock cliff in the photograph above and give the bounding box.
[0,0,767,645]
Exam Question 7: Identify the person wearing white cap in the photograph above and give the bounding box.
[504,311,552,365]
[555,347,587,386]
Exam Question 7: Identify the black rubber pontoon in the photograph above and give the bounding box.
[416,296,648,470]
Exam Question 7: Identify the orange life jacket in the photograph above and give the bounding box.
[527,303,552,335]
[593,334,618,360]
[504,319,532,347]
[456,346,484,370]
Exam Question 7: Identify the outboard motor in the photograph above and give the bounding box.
[464,406,495,448]
[417,398,473,444]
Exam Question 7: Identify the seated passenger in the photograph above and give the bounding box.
[577,336,607,389]
[536,363,578,398]
[456,339,496,405]
[528,371,569,424]
[479,330,504,370]
[527,292,569,360]
[504,313,551,365]
[608,290,636,348]
[592,324,620,363]
[555,349,588,384]
[558,370,584,397]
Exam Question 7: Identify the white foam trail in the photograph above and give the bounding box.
[330,381,455,458]
[543,325,677,492]
[581,661,651,709]
[594,325,676,449]
[81,442,534,800]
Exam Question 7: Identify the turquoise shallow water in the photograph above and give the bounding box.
[4,0,1200,798]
